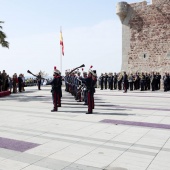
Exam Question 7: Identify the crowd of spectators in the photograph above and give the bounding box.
[0,70,53,94]
[0,70,26,93]
[0,70,47,94]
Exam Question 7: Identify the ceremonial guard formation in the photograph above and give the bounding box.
[99,71,169,92]
[64,66,97,114]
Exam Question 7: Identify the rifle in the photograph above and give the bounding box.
[68,64,85,75]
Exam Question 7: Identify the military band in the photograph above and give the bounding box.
[99,71,167,92]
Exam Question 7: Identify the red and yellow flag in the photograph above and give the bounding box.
[60,31,64,56]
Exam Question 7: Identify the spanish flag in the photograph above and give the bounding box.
[60,30,64,56]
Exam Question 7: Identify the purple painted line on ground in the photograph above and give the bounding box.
[100,119,170,130]
[0,137,40,152]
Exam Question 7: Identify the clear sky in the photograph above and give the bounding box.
[0,0,147,77]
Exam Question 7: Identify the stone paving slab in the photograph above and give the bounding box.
[0,86,170,170]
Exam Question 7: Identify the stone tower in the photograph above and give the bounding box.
[116,0,170,74]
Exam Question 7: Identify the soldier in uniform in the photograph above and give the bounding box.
[151,71,156,91]
[128,73,134,91]
[65,71,69,92]
[157,72,161,90]
[76,71,82,102]
[99,73,104,90]
[109,73,114,90]
[104,73,108,89]
[145,72,150,90]
[122,71,128,93]
[140,72,145,91]
[58,71,62,107]
[118,72,123,90]
[37,72,42,90]
[113,72,117,90]
[134,72,138,90]
[46,70,61,112]
[81,70,96,114]
[163,72,169,92]
[83,71,88,105]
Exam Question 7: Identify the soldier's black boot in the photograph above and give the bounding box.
[86,112,92,114]
[51,108,57,112]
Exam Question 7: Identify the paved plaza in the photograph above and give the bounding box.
[0,86,170,170]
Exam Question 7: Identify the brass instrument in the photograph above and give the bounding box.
[27,70,47,81]
[118,73,123,81]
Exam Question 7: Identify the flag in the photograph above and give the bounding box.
[60,30,64,56]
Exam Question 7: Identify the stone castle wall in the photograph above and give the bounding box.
[116,0,170,74]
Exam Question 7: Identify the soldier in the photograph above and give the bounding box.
[134,72,138,90]
[76,71,82,102]
[108,73,111,89]
[104,73,108,89]
[81,70,96,114]
[157,72,161,90]
[113,72,117,90]
[137,72,141,89]
[37,72,42,90]
[58,71,62,107]
[128,73,134,91]
[151,71,156,91]
[145,72,150,90]
[99,73,104,90]
[118,72,123,90]
[46,70,61,112]
[122,71,128,93]
[155,72,159,90]
[140,72,145,91]
[83,71,88,105]
[65,71,69,92]
[109,73,114,90]
[163,72,169,92]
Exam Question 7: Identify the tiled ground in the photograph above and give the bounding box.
[0,86,170,170]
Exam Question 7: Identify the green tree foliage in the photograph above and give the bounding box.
[0,21,9,48]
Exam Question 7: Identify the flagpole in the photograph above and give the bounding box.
[60,26,62,75]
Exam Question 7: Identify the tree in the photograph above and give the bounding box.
[0,21,9,48]
[37,70,49,78]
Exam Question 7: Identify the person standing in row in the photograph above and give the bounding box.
[104,73,108,89]
[18,74,23,92]
[81,70,97,114]
[99,73,104,90]
[47,70,61,112]
[113,72,117,90]
[122,71,128,93]
[37,72,42,90]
